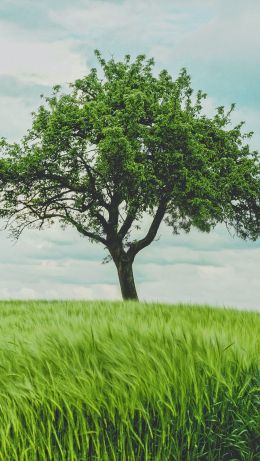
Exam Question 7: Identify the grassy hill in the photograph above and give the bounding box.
[0,300,259,460]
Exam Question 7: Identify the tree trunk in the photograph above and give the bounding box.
[116,259,139,301]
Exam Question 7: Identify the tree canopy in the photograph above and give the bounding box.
[0,51,259,299]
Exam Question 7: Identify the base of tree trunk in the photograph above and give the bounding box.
[116,260,139,300]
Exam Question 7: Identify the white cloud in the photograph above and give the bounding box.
[136,247,260,311]
[0,221,259,310]
[0,282,120,301]
[48,0,260,66]
[49,0,189,48]
[179,14,259,62]
[0,96,33,141]
[0,20,88,85]
[158,1,260,67]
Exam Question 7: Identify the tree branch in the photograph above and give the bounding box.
[5,197,108,245]
[26,165,113,235]
[127,199,168,259]
[107,194,121,234]
[62,208,107,245]
[35,172,87,194]
[76,153,111,209]
[118,205,139,240]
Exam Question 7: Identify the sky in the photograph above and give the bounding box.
[0,0,259,310]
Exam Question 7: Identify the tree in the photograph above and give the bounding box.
[0,51,259,300]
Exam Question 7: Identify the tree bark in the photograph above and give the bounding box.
[108,243,139,301]
[116,259,138,301]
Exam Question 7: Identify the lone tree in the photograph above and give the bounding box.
[0,51,259,300]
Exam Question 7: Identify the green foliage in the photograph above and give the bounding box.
[0,300,259,460]
[0,51,259,247]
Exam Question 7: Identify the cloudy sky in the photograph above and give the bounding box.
[0,0,259,310]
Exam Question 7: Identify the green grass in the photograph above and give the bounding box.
[0,300,259,460]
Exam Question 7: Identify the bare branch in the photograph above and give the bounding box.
[127,199,168,259]
[63,210,107,245]
[118,204,139,240]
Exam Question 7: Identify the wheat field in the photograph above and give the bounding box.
[0,300,259,460]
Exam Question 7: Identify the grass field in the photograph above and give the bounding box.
[0,300,259,460]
